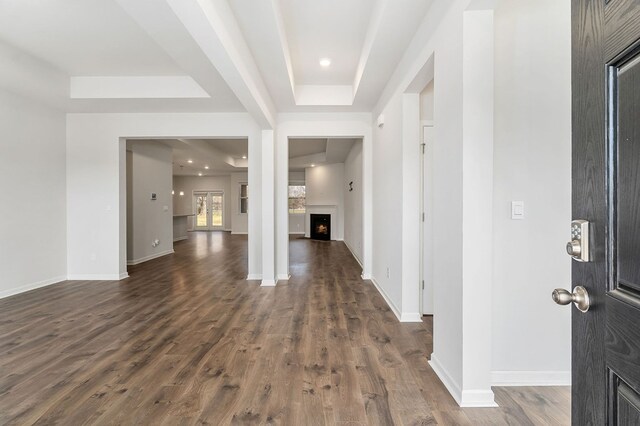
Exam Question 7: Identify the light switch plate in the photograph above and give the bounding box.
[511,201,525,220]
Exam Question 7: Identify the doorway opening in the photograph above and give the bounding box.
[420,81,435,316]
[287,137,365,275]
[125,137,249,272]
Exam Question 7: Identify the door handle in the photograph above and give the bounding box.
[552,286,590,313]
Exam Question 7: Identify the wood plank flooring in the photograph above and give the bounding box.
[0,232,570,425]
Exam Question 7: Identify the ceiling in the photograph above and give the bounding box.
[0,0,434,115]
[131,138,248,176]
[278,0,374,85]
[130,137,356,175]
[0,0,179,76]
[289,138,357,171]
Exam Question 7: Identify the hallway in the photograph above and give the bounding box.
[0,233,568,424]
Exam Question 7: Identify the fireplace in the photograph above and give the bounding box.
[310,214,331,241]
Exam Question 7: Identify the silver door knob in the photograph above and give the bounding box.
[566,240,581,256]
[552,286,590,312]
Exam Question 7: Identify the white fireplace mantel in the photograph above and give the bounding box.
[305,205,339,240]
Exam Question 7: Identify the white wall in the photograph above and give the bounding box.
[66,113,263,280]
[372,95,406,316]
[344,140,364,264]
[372,0,490,406]
[491,0,571,383]
[126,141,173,264]
[0,89,67,298]
[421,80,434,121]
[172,175,232,231]
[305,163,344,240]
[371,0,572,406]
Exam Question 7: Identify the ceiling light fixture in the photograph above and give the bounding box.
[198,172,203,176]
[172,190,175,195]
[187,159,193,163]
[242,155,247,159]
[204,165,209,169]
[311,164,316,167]
[179,191,184,196]
[319,58,331,67]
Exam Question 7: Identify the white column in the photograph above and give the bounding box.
[261,129,276,286]
[275,125,290,280]
[460,6,495,407]
[247,131,262,279]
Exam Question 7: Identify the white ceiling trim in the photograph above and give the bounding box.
[271,0,297,96]
[289,152,326,169]
[113,0,243,110]
[70,76,209,99]
[179,138,238,168]
[294,85,353,106]
[166,0,277,128]
[353,0,387,98]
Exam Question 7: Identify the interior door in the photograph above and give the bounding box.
[194,192,224,230]
[210,192,224,229]
[194,193,209,230]
[570,0,640,424]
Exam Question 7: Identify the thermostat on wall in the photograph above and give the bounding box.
[151,193,157,201]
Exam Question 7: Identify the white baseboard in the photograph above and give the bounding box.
[399,312,423,323]
[361,273,372,280]
[429,353,497,407]
[173,236,188,242]
[289,232,305,235]
[231,231,248,235]
[127,249,174,266]
[261,279,276,287]
[370,277,421,323]
[0,275,67,299]
[370,277,402,321]
[277,274,291,281]
[343,240,363,269]
[491,371,571,386]
[460,390,498,407]
[67,273,128,281]
[246,274,262,281]
[429,353,463,405]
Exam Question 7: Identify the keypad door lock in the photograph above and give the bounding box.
[567,220,590,262]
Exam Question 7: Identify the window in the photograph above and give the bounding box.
[240,183,248,213]
[288,185,306,214]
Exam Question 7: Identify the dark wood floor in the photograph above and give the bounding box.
[0,232,569,425]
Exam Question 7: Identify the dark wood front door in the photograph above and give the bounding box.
[573,0,640,424]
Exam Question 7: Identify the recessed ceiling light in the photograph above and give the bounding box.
[179,191,184,196]
[311,164,316,167]
[242,155,247,159]
[204,165,209,169]
[319,58,331,67]
[187,159,193,163]
[172,190,175,195]
[198,172,203,176]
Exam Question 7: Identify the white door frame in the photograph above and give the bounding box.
[192,190,225,231]
[420,123,434,315]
